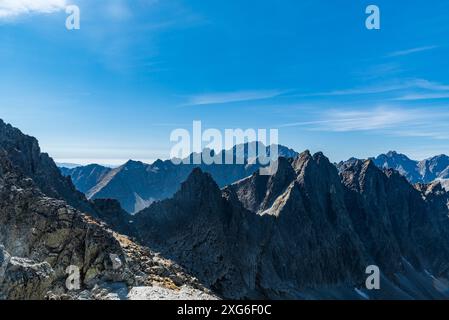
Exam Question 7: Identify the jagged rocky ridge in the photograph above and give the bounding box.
[0,120,215,300]
[61,144,298,214]
[62,149,449,214]
[134,152,449,299]
[0,120,125,229]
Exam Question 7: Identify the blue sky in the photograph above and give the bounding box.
[1,0,449,165]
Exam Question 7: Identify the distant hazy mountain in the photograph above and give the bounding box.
[60,164,112,194]
[63,144,299,214]
[338,151,449,187]
[56,162,82,169]
[418,154,449,182]
[371,151,422,183]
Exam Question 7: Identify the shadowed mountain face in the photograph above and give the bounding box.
[65,144,298,214]
[341,160,449,277]
[134,153,449,299]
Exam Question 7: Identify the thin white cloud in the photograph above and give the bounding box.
[282,106,449,140]
[327,79,449,96]
[412,79,449,91]
[327,83,407,96]
[288,79,449,101]
[0,0,67,19]
[395,92,449,101]
[187,90,286,106]
[311,107,416,132]
[387,45,439,57]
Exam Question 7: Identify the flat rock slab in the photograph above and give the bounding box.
[127,285,218,300]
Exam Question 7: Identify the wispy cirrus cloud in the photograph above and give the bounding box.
[289,79,449,103]
[282,106,449,140]
[387,45,439,57]
[327,79,449,96]
[0,0,67,19]
[290,79,449,99]
[282,107,414,131]
[395,92,449,101]
[186,90,286,106]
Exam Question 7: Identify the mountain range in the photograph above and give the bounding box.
[3,118,449,299]
[61,149,449,214]
[60,144,298,213]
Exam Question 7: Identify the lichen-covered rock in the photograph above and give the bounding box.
[0,246,54,299]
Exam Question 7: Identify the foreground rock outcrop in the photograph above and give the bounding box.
[0,120,214,300]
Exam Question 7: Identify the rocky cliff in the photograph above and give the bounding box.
[0,120,135,233]
[0,120,214,300]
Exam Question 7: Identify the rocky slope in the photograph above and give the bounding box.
[0,120,215,300]
[134,152,449,299]
[0,120,95,215]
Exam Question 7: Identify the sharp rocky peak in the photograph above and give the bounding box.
[291,149,312,173]
[294,150,342,188]
[340,159,386,192]
[122,160,147,169]
[174,168,222,202]
[382,150,413,160]
[226,156,297,213]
